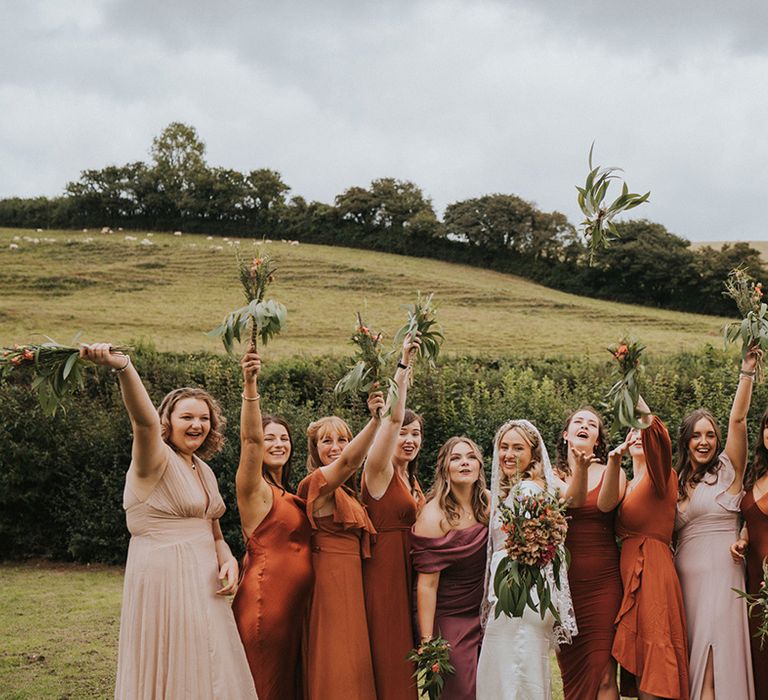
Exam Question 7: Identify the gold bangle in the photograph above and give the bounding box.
[241,392,261,402]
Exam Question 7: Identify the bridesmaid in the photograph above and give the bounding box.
[362,333,425,700]
[599,396,690,700]
[296,393,384,700]
[673,349,758,700]
[79,344,257,700]
[732,407,768,698]
[555,407,623,700]
[411,437,489,700]
[232,350,313,700]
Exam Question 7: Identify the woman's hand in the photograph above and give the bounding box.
[608,433,638,464]
[730,538,748,564]
[241,349,261,382]
[216,557,239,596]
[571,446,601,471]
[79,342,129,371]
[367,390,385,419]
[742,344,763,374]
[401,331,422,367]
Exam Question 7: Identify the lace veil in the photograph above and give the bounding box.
[480,419,578,649]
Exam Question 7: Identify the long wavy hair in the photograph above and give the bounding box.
[745,408,768,491]
[495,420,546,501]
[306,416,359,496]
[401,409,424,493]
[262,414,293,492]
[157,387,226,460]
[426,436,489,527]
[555,406,609,476]
[675,409,722,500]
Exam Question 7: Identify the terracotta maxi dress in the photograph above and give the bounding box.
[232,485,314,700]
[674,453,754,699]
[297,470,377,700]
[411,523,488,700]
[115,446,257,699]
[741,486,768,698]
[362,474,424,700]
[612,417,690,700]
[557,472,622,699]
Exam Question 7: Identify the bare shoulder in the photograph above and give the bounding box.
[413,499,449,538]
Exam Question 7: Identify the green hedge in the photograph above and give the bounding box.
[1,346,764,563]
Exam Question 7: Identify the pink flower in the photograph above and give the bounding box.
[431,663,440,673]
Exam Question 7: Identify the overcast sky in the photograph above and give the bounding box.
[1,0,767,240]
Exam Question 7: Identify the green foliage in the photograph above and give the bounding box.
[393,292,444,368]
[605,338,647,429]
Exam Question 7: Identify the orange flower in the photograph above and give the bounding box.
[431,663,440,673]
[22,349,34,361]
[11,356,22,366]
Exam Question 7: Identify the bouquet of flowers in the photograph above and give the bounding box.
[723,267,768,382]
[732,557,768,649]
[334,313,396,406]
[1,337,130,416]
[406,636,455,700]
[493,488,569,621]
[605,337,647,429]
[576,143,650,264]
[209,250,287,354]
[393,292,444,369]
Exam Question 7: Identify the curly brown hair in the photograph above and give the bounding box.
[157,387,226,460]
[426,436,489,526]
[745,408,768,491]
[555,406,609,477]
[674,409,722,501]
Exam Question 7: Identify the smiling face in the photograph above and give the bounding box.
[168,398,211,455]
[263,421,291,472]
[316,428,350,466]
[687,417,718,469]
[498,428,533,478]
[396,420,423,464]
[447,440,483,486]
[563,409,600,455]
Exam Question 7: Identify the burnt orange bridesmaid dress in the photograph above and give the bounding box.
[557,471,622,699]
[297,469,377,700]
[612,416,690,700]
[232,485,314,700]
[362,474,425,700]
[741,487,768,698]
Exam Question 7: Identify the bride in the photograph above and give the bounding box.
[476,419,578,699]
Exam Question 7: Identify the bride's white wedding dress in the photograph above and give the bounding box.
[476,420,576,700]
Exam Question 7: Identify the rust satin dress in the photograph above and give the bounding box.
[362,474,425,700]
[612,416,690,700]
[557,471,622,699]
[297,469,378,700]
[741,487,768,698]
[232,485,314,700]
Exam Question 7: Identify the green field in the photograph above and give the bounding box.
[1,227,729,359]
[0,563,569,699]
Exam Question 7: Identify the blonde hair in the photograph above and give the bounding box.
[306,416,358,495]
[495,421,545,500]
[157,387,226,459]
[426,436,490,527]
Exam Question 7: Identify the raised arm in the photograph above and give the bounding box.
[598,436,632,512]
[235,350,272,533]
[724,348,760,485]
[364,333,420,494]
[317,392,385,495]
[79,343,165,478]
[559,448,596,508]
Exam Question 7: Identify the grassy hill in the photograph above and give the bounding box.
[1,227,731,359]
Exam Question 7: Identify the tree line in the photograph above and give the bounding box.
[0,122,761,316]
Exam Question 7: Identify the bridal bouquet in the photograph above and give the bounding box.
[334,312,396,405]
[406,636,455,700]
[576,143,650,264]
[493,488,569,622]
[209,250,287,354]
[723,267,768,382]
[0,337,130,416]
[393,292,444,369]
[733,557,768,649]
[605,337,647,429]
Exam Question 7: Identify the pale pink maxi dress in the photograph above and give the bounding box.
[674,453,754,700]
[115,445,258,699]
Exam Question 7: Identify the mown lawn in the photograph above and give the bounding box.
[0,227,728,360]
[0,562,569,699]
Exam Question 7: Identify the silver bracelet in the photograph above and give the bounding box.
[241,392,261,402]
[112,355,131,374]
